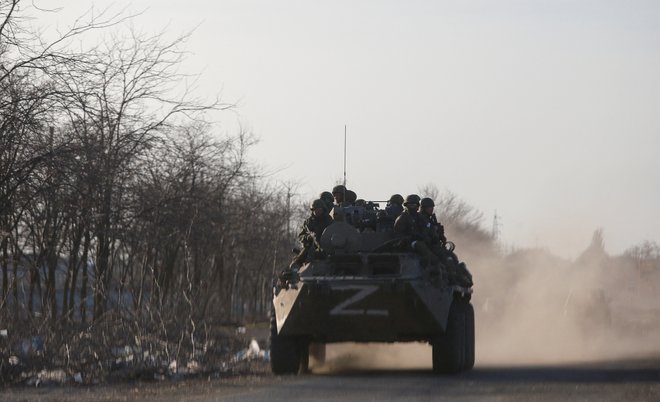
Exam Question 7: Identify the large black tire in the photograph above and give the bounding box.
[432,300,466,374]
[270,312,308,374]
[463,302,475,370]
[300,340,310,373]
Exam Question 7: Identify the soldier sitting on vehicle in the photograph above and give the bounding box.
[319,191,334,212]
[393,194,421,237]
[418,197,473,287]
[344,190,357,206]
[290,199,334,269]
[418,197,447,251]
[332,188,360,224]
[393,194,437,260]
[332,185,346,206]
[394,195,452,270]
[377,194,404,231]
[342,190,360,225]
[386,194,404,219]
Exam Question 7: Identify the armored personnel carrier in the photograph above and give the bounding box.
[270,213,475,375]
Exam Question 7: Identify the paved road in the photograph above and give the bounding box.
[210,360,660,402]
[7,358,659,401]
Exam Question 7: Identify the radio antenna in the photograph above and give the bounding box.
[343,124,347,187]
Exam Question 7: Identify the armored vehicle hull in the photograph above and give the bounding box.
[271,227,475,375]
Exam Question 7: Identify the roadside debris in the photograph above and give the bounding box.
[25,369,68,387]
[2,324,270,386]
[232,338,269,362]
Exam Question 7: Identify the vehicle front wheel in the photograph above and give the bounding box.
[270,312,308,374]
[432,299,466,374]
[463,302,475,370]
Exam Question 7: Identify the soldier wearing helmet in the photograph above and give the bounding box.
[394,194,440,263]
[393,194,422,238]
[335,189,359,225]
[332,185,346,206]
[319,191,334,211]
[344,190,357,206]
[386,194,404,219]
[418,197,473,286]
[290,199,333,268]
[418,197,447,246]
[375,194,403,231]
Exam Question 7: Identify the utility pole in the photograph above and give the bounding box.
[491,210,502,241]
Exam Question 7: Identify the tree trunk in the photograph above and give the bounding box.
[80,230,91,323]
[65,224,82,320]
[1,231,8,304]
[12,240,21,321]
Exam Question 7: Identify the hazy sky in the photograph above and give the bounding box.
[44,0,660,257]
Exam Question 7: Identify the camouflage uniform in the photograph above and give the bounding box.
[393,209,421,240]
[417,198,448,260]
[291,200,333,267]
[319,191,334,212]
[418,197,472,286]
[393,194,423,248]
[298,213,332,250]
[417,211,447,247]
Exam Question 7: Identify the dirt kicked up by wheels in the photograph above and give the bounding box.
[270,217,475,375]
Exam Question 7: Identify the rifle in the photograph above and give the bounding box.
[301,221,322,251]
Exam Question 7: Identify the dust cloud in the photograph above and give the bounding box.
[472,246,660,366]
[314,343,431,373]
[316,235,660,371]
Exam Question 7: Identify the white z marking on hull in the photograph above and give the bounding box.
[330,285,389,316]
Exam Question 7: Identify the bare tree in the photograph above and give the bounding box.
[0,1,127,319]
[0,2,298,383]
[418,183,495,257]
[48,26,221,319]
[419,183,485,228]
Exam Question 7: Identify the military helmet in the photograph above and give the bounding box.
[319,191,334,204]
[420,197,435,208]
[403,194,421,206]
[389,194,404,205]
[355,199,366,207]
[332,184,346,195]
[345,190,357,203]
[310,199,326,210]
